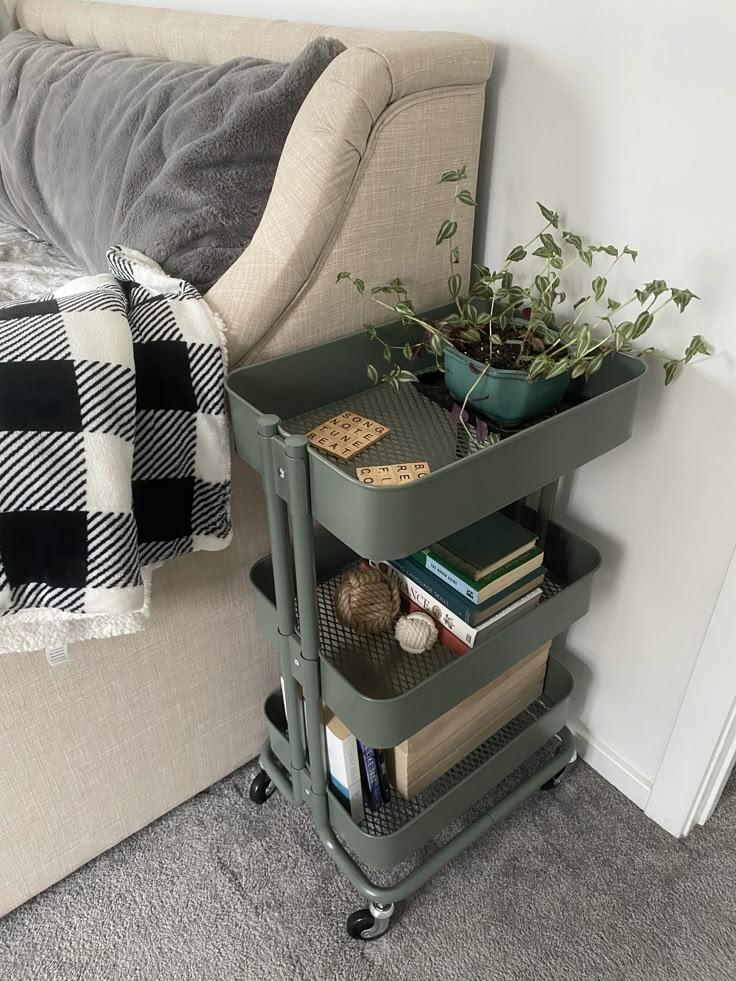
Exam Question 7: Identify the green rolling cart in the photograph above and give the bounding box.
[226,313,646,940]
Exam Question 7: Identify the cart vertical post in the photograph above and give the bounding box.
[284,435,330,818]
[257,416,306,780]
[537,479,559,549]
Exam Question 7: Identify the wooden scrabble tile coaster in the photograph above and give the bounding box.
[356,462,431,486]
[307,411,390,461]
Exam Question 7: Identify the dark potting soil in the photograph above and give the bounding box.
[450,324,545,371]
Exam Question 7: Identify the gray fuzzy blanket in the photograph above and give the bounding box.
[0,31,344,291]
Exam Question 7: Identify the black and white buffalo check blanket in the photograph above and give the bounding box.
[0,247,231,652]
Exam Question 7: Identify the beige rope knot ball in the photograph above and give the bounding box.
[394,611,439,654]
[334,567,400,634]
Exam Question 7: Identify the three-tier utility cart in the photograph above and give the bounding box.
[226,314,645,941]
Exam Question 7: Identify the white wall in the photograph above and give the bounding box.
[116,0,736,808]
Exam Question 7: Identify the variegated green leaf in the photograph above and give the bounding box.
[547,359,572,378]
[592,276,607,301]
[537,203,560,228]
[457,189,477,207]
[436,220,458,245]
[576,325,593,358]
[506,246,527,263]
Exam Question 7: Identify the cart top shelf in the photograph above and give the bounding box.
[227,320,646,559]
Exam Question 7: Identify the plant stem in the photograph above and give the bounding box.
[640,348,672,361]
[369,295,441,336]
[582,290,671,359]
[568,294,673,361]
[650,294,674,316]
[586,296,673,360]
[457,364,490,444]
[448,193,463,316]
[541,289,637,362]
[571,253,622,327]
[498,220,552,276]
[585,293,637,335]
[485,219,553,364]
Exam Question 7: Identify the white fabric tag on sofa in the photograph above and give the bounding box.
[46,644,69,666]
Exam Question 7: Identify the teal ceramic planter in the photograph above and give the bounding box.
[443,346,571,423]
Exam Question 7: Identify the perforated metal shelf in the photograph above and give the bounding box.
[308,561,564,701]
[282,379,578,475]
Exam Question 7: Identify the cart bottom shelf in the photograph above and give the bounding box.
[265,657,573,870]
[354,698,551,838]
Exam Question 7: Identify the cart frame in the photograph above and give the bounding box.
[226,319,645,938]
[256,418,575,913]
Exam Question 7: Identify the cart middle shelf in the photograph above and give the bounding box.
[250,515,599,749]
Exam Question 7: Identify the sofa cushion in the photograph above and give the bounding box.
[0,30,344,291]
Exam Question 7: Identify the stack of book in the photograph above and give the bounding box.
[324,708,391,821]
[386,642,551,798]
[281,686,392,822]
[376,511,546,655]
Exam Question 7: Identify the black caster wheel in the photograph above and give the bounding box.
[249,769,275,804]
[347,909,375,940]
[347,903,394,940]
[542,746,577,790]
[542,769,567,790]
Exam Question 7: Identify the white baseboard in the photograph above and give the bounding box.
[568,715,652,810]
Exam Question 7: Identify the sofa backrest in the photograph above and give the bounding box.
[5,1,495,365]
[9,1,492,99]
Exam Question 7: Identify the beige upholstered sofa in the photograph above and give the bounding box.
[0,0,493,916]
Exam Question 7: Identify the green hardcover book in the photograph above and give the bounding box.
[431,512,538,581]
[413,545,545,605]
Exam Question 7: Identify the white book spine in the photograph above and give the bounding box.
[477,588,543,630]
[424,554,480,602]
[325,723,364,824]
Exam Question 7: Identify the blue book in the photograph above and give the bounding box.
[376,750,391,805]
[357,743,384,811]
[391,555,546,626]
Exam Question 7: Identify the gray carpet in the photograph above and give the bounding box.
[1,759,734,981]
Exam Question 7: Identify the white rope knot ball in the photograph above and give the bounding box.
[394,612,439,654]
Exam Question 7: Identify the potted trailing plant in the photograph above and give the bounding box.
[338,167,709,423]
